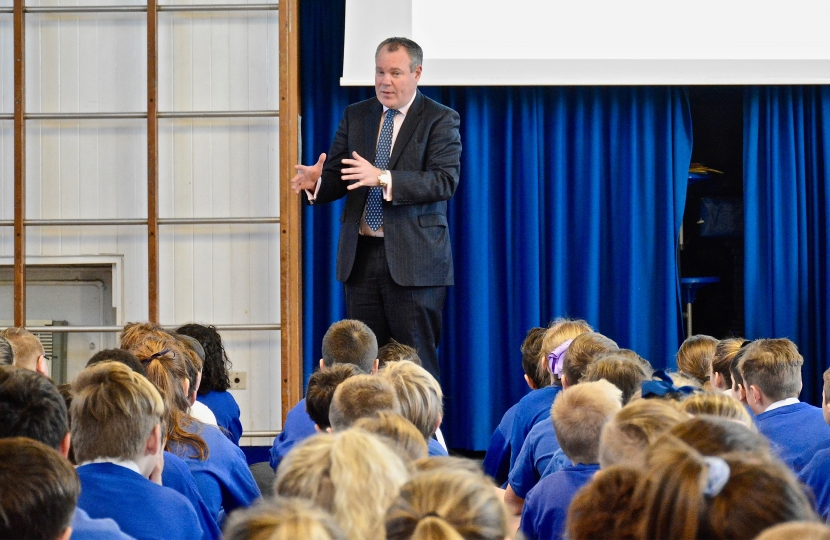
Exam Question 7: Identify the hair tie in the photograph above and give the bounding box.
[421,511,441,520]
[548,339,574,376]
[702,456,731,497]
[641,370,697,398]
[141,348,171,366]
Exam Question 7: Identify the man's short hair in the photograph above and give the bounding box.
[306,364,364,429]
[552,380,622,464]
[584,351,651,405]
[377,339,421,369]
[379,361,443,440]
[0,366,68,450]
[520,327,548,389]
[0,437,79,540]
[738,338,803,402]
[1,327,45,372]
[321,320,378,373]
[71,362,165,463]
[0,337,13,366]
[562,332,619,386]
[375,37,423,72]
[87,348,147,376]
[328,374,400,431]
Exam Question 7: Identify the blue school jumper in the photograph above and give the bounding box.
[482,402,519,485]
[755,402,830,472]
[508,419,561,498]
[508,386,562,469]
[541,447,572,477]
[519,463,600,540]
[71,507,136,540]
[168,421,261,524]
[269,398,317,471]
[798,446,830,520]
[76,463,203,540]
[162,451,221,540]
[196,390,243,445]
[428,437,449,456]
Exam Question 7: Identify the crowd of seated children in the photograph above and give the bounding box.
[519,380,622,540]
[710,336,743,394]
[675,333,717,390]
[327,374,401,430]
[269,319,378,471]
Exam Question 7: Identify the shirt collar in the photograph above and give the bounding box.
[77,457,141,475]
[383,90,417,117]
[764,397,800,412]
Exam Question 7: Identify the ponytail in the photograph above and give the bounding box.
[411,515,464,540]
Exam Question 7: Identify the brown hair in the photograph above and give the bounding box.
[71,362,165,463]
[353,412,429,464]
[521,327,549,389]
[379,361,443,440]
[0,438,79,540]
[552,380,622,463]
[378,339,421,369]
[222,497,345,540]
[385,469,509,540]
[639,436,815,540]
[824,367,830,405]
[566,466,643,540]
[1,327,44,371]
[666,416,769,458]
[540,318,594,386]
[562,332,618,386]
[0,366,68,450]
[676,334,718,389]
[739,338,803,402]
[328,374,401,430]
[306,364,363,429]
[712,337,744,390]
[321,320,378,373]
[0,336,14,366]
[119,321,165,351]
[584,351,651,404]
[680,393,754,428]
[599,399,686,468]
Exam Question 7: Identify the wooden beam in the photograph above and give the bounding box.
[13,0,25,326]
[278,0,302,424]
[147,0,160,323]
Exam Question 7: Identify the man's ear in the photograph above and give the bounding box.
[59,432,71,460]
[145,424,162,457]
[523,374,537,390]
[36,355,49,377]
[371,358,379,375]
[319,358,326,372]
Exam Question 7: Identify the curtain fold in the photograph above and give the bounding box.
[744,86,830,405]
[299,0,692,449]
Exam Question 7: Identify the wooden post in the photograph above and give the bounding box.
[13,0,25,326]
[147,0,160,323]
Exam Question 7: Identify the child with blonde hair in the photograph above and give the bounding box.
[519,380,622,540]
[328,374,401,430]
[222,497,344,540]
[598,399,687,469]
[379,360,445,456]
[353,411,429,464]
[680,392,754,428]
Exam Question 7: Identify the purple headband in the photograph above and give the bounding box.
[548,338,574,376]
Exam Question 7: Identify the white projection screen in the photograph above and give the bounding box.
[342,0,830,86]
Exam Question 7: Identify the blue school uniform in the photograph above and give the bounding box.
[428,437,449,456]
[483,402,518,485]
[196,390,243,445]
[76,463,203,540]
[508,386,562,469]
[71,507,136,540]
[508,420,561,499]
[541,447,573,477]
[268,398,317,471]
[162,451,221,540]
[755,402,830,472]
[798,446,830,521]
[519,463,600,540]
[168,421,261,524]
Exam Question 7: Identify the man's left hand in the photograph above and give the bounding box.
[342,151,382,190]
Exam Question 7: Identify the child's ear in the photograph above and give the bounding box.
[314,424,323,433]
[145,424,162,456]
[371,358,379,375]
[319,358,326,372]
[523,374,537,390]
[58,527,72,540]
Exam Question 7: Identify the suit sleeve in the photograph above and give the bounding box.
[312,109,352,205]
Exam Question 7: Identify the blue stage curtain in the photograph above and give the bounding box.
[744,86,830,405]
[299,1,692,449]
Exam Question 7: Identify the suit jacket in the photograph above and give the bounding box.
[313,91,461,287]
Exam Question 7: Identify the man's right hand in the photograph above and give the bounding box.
[290,153,326,194]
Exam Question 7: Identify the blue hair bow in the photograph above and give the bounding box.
[641,370,697,398]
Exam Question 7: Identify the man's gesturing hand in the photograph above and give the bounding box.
[342,151,383,190]
[290,153,326,194]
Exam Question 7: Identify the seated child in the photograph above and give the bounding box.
[269,319,378,470]
[379,360,446,456]
[222,497,344,540]
[385,468,509,540]
[305,364,363,431]
[666,416,770,458]
[729,341,751,404]
[72,362,203,540]
[676,334,718,389]
[482,326,546,485]
[0,437,79,540]
[711,337,744,395]
[275,430,409,540]
[1,327,48,376]
[519,380,622,540]
[598,399,687,469]
[328,374,401,430]
[797,367,830,521]
[176,334,218,427]
[377,339,420,369]
[566,465,643,540]
[739,338,830,471]
[679,392,754,428]
[353,411,429,464]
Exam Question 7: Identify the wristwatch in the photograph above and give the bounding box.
[378,170,391,188]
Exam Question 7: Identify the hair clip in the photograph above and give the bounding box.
[548,339,574,376]
[141,348,171,365]
[702,456,731,497]
[641,370,697,398]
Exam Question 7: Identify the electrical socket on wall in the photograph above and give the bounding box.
[229,371,247,390]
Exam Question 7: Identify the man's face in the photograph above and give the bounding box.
[375,46,421,110]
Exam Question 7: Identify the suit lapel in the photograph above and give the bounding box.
[388,92,424,170]
[363,101,383,165]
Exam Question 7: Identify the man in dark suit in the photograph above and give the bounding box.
[290,37,461,380]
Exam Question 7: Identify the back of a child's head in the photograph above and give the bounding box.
[552,379,622,464]
[353,411,429,464]
[584,351,651,404]
[274,430,409,540]
[739,338,803,401]
[378,339,421,369]
[321,319,378,373]
[0,336,13,366]
[175,323,232,394]
[665,416,769,458]
[520,326,548,389]
[414,455,485,476]
[328,374,400,431]
[1,327,44,372]
[0,437,79,540]
[385,468,508,540]
[562,332,619,386]
[640,435,815,540]
[599,399,687,468]
[712,337,744,390]
[87,348,147,376]
[755,522,830,540]
[676,334,718,388]
[222,497,345,540]
[306,364,364,429]
[680,392,754,428]
[379,360,443,440]
[0,366,67,450]
[71,362,164,463]
[566,465,643,540]
[540,318,594,385]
